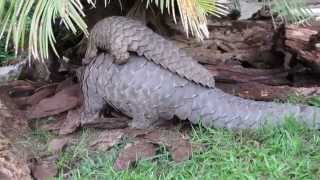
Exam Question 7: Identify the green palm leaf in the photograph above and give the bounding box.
[0,0,89,61]
[268,0,312,25]
[0,0,313,63]
[0,0,227,61]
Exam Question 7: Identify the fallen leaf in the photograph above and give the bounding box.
[28,84,81,119]
[123,128,151,138]
[0,87,30,137]
[143,130,193,162]
[7,80,38,96]
[59,108,81,135]
[143,130,189,146]
[169,140,192,162]
[114,141,157,171]
[90,129,124,151]
[82,116,130,129]
[39,113,67,133]
[48,137,70,154]
[8,80,36,87]
[31,160,57,180]
[14,85,57,108]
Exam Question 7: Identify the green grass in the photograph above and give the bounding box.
[53,118,320,180]
[285,94,320,109]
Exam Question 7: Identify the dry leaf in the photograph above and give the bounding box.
[114,141,156,171]
[48,137,70,154]
[90,129,125,151]
[28,85,81,119]
[31,160,57,180]
[59,108,81,135]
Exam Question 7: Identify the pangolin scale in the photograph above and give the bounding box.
[81,53,320,129]
[84,16,215,88]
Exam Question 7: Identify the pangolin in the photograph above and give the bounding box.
[81,53,320,129]
[84,16,215,88]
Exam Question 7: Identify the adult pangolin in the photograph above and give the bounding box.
[81,53,320,129]
[84,16,215,88]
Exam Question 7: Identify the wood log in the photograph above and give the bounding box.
[172,20,282,69]
[206,64,290,86]
[216,82,320,101]
[284,24,320,72]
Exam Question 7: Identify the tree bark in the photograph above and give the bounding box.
[173,20,282,69]
[284,24,320,72]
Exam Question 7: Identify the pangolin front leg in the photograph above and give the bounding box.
[109,41,130,65]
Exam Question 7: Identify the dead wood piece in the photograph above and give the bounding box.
[6,80,44,90]
[114,141,157,171]
[48,137,71,154]
[123,128,152,139]
[59,108,81,135]
[90,129,125,151]
[6,80,47,101]
[216,82,294,101]
[217,81,320,101]
[292,86,320,97]
[15,86,57,108]
[28,87,57,105]
[206,64,290,86]
[82,117,130,129]
[31,159,57,180]
[285,25,320,72]
[143,130,193,162]
[38,113,67,133]
[88,128,201,168]
[0,87,29,138]
[286,25,319,42]
[28,84,81,119]
[9,85,35,97]
[55,77,76,93]
[173,20,280,69]
[169,140,193,163]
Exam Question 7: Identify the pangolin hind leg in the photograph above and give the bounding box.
[110,44,130,65]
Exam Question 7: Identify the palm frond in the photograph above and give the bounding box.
[1,0,227,61]
[0,0,90,61]
[229,0,312,25]
[266,0,313,25]
[146,0,229,39]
